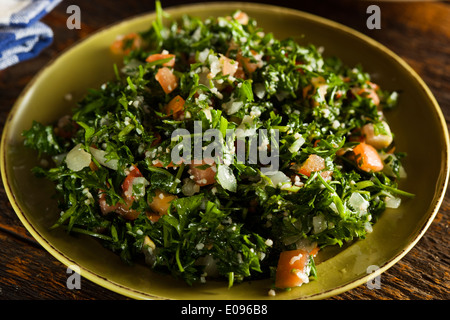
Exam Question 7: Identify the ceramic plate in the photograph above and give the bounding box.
[1,2,448,300]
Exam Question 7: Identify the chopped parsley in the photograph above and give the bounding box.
[23,3,413,292]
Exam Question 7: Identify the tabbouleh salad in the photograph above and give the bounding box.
[22,2,413,294]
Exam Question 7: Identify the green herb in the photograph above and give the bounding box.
[22,2,412,290]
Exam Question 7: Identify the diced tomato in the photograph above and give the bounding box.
[151,131,162,147]
[188,159,217,186]
[275,248,318,289]
[233,11,249,25]
[320,170,333,181]
[367,81,379,90]
[165,95,185,119]
[146,211,162,223]
[234,66,246,79]
[297,154,326,177]
[115,196,141,220]
[313,139,321,147]
[152,160,175,168]
[295,60,305,74]
[146,53,175,67]
[302,76,328,107]
[353,81,380,106]
[238,50,262,73]
[110,32,142,55]
[220,55,239,77]
[121,166,143,198]
[98,191,120,215]
[98,191,141,220]
[235,50,263,78]
[353,142,384,172]
[155,67,178,94]
[309,247,320,257]
[97,166,148,221]
[358,88,380,106]
[148,190,177,217]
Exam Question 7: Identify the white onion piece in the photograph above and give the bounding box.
[65,144,91,172]
[197,48,210,63]
[181,178,200,196]
[236,115,256,138]
[265,171,290,188]
[222,99,243,115]
[313,214,327,234]
[364,222,373,233]
[289,135,305,154]
[380,153,407,179]
[254,83,265,99]
[196,254,219,277]
[329,202,339,214]
[385,196,401,208]
[216,164,237,192]
[348,192,370,216]
[89,147,118,170]
[127,177,149,198]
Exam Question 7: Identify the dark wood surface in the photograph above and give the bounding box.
[0,0,449,300]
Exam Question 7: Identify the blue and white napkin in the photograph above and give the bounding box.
[0,0,62,70]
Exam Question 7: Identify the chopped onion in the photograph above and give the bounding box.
[380,153,407,179]
[288,135,305,154]
[208,54,221,77]
[235,115,256,138]
[197,48,210,63]
[129,177,149,198]
[65,144,91,172]
[216,164,237,192]
[329,202,339,214]
[254,83,265,99]
[348,192,370,216]
[222,97,243,115]
[196,254,219,277]
[181,178,200,196]
[89,147,118,170]
[265,171,291,188]
[385,196,401,208]
[313,214,327,234]
[364,222,373,233]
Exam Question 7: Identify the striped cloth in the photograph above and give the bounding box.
[0,0,62,70]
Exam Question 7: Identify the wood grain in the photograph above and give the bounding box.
[0,0,448,300]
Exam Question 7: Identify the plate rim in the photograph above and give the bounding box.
[1,1,449,300]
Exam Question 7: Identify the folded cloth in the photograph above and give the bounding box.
[0,0,62,70]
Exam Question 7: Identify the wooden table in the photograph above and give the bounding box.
[0,0,448,300]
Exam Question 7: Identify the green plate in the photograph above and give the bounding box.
[1,2,448,300]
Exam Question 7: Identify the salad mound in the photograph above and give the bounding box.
[23,3,413,294]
